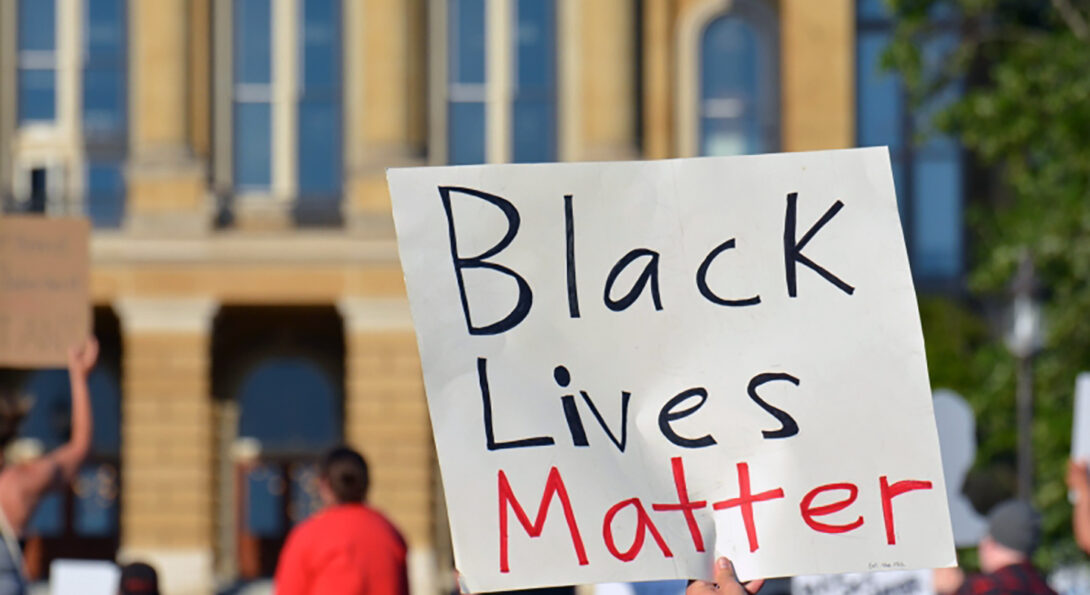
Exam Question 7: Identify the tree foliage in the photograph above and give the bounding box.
[885,0,1090,568]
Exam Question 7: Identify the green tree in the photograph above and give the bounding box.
[885,0,1090,569]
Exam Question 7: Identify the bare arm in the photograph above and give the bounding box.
[5,339,98,530]
[1068,459,1090,554]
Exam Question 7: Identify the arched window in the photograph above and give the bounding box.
[445,0,557,164]
[236,356,340,577]
[856,0,963,286]
[698,1,779,156]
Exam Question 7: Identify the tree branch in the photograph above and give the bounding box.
[1051,0,1089,40]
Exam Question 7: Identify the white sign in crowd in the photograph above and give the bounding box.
[388,148,956,592]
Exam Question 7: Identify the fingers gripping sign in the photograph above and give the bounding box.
[688,558,764,595]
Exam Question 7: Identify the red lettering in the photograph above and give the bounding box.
[711,462,784,552]
[879,476,933,545]
[498,467,589,572]
[652,457,708,552]
[602,498,674,562]
[799,482,863,534]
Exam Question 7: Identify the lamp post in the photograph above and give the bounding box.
[1005,252,1043,501]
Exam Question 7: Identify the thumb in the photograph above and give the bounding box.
[714,557,738,589]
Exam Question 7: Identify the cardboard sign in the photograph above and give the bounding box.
[50,559,120,595]
[388,148,955,592]
[792,569,932,595]
[0,216,90,367]
[933,389,987,546]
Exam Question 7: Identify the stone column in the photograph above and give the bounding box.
[780,0,854,151]
[642,0,675,159]
[572,0,639,161]
[343,0,427,235]
[115,297,218,595]
[126,0,210,234]
[338,297,437,595]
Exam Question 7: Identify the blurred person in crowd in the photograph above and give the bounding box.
[0,338,97,595]
[275,446,408,595]
[934,499,1056,595]
[1066,459,1090,555]
[118,561,159,595]
[686,556,764,595]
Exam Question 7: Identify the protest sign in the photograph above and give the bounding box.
[388,148,956,592]
[792,569,932,595]
[1072,373,1090,463]
[0,216,90,367]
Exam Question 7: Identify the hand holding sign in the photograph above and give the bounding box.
[388,149,955,592]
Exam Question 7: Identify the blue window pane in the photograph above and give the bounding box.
[87,162,126,228]
[18,69,56,123]
[512,99,555,163]
[238,358,340,454]
[298,101,341,197]
[83,67,125,137]
[234,102,272,189]
[20,368,122,455]
[246,464,284,536]
[448,101,486,164]
[450,0,486,84]
[18,0,56,52]
[74,464,119,537]
[700,9,776,156]
[857,0,891,21]
[234,0,271,84]
[302,0,339,90]
[857,32,902,149]
[85,0,124,62]
[27,492,64,537]
[912,158,962,279]
[515,0,555,90]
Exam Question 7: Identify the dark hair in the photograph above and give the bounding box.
[321,446,369,503]
[118,561,159,595]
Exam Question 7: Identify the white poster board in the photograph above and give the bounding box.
[388,148,956,592]
[50,559,119,595]
[792,569,932,595]
[1072,373,1090,462]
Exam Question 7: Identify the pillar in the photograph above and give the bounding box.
[572,0,639,161]
[343,0,427,235]
[126,0,210,234]
[338,297,437,595]
[643,0,675,159]
[780,0,854,151]
[116,297,218,595]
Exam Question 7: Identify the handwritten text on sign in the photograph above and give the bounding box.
[0,216,90,368]
[388,149,955,592]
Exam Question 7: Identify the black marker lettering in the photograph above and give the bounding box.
[440,186,533,335]
[696,238,761,307]
[564,195,580,318]
[479,357,555,450]
[747,372,802,439]
[658,388,717,448]
[783,192,855,297]
[604,249,663,312]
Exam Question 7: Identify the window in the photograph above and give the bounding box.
[856,0,963,284]
[83,0,125,138]
[446,0,557,164]
[83,0,127,228]
[698,1,779,156]
[297,0,343,211]
[17,0,57,124]
[233,0,273,190]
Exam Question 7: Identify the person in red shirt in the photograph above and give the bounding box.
[275,446,409,595]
